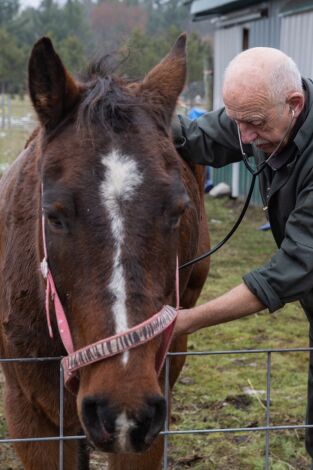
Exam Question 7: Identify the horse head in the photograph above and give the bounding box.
[26,35,200,454]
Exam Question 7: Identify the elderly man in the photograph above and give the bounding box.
[173,46,313,463]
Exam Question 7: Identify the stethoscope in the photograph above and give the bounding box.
[179,108,295,270]
[237,107,295,177]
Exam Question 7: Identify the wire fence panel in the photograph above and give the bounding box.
[0,348,312,469]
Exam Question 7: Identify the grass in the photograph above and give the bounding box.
[0,97,310,469]
[0,96,35,167]
[169,197,310,469]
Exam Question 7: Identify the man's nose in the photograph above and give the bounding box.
[238,123,258,144]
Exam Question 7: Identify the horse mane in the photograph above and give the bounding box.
[77,55,147,135]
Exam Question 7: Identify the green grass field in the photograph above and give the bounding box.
[0,97,310,469]
[0,96,35,169]
[170,197,310,470]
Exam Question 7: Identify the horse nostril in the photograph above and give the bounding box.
[131,395,166,450]
[81,396,117,446]
[81,394,166,452]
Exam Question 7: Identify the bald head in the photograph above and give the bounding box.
[222,47,305,154]
[223,47,302,104]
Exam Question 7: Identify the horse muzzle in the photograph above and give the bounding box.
[81,394,166,452]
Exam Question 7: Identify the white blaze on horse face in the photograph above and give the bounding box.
[115,410,135,451]
[100,149,143,365]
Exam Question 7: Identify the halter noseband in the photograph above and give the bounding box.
[40,199,179,395]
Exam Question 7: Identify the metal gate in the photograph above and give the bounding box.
[0,347,312,469]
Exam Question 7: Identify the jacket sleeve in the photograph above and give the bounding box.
[243,172,313,312]
[174,108,248,167]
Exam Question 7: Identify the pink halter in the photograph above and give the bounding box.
[40,203,179,394]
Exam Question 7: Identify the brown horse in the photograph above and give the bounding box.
[0,35,209,469]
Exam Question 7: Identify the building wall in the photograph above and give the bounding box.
[249,15,281,47]
[280,10,313,77]
[213,26,243,109]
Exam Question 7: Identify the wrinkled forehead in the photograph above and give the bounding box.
[224,82,271,108]
[223,83,283,124]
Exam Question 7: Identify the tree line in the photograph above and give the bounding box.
[0,0,211,98]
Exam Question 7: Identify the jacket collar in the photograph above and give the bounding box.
[294,78,313,153]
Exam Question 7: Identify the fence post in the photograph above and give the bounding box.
[163,356,170,470]
[1,83,5,129]
[59,363,64,470]
[7,94,11,129]
[265,351,272,470]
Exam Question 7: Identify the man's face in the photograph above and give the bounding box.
[223,88,294,154]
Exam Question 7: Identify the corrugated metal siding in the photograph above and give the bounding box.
[249,16,281,47]
[212,163,263,206]
[239,162,263,205]
[212,27,243,200]
[211,166,232,188]
[280,11,313,77]
[213,26,243,109]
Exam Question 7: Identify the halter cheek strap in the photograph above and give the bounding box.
[41,201,179,394]
[40,210,74,354]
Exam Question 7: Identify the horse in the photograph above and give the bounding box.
[0,34,210,470]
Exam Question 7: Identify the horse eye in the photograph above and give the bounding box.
[47,214,65,230]
[169,199,189,229]
[170,213,182,229]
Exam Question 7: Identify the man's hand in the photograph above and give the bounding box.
[174,308,195,338]
[171,115,186,149]
[173,283,266,338]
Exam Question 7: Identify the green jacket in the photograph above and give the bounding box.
[177,78,313,319]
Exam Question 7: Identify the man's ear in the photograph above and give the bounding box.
[288,92,305,118]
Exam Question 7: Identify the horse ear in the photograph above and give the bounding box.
[28,37,80,130]
[142,34,187,125]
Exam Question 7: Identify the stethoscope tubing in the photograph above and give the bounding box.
[179,111,295,270]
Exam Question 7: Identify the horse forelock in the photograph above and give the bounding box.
[75,54,171,139]
[77,73,143,136]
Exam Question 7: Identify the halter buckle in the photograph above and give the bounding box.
[40,258,49,279]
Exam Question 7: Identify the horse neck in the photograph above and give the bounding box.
[0,141,64,357]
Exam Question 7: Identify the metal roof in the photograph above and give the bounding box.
[190,0,265,19]
[280,0,313,17]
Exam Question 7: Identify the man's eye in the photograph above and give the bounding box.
[250,120,264,127]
